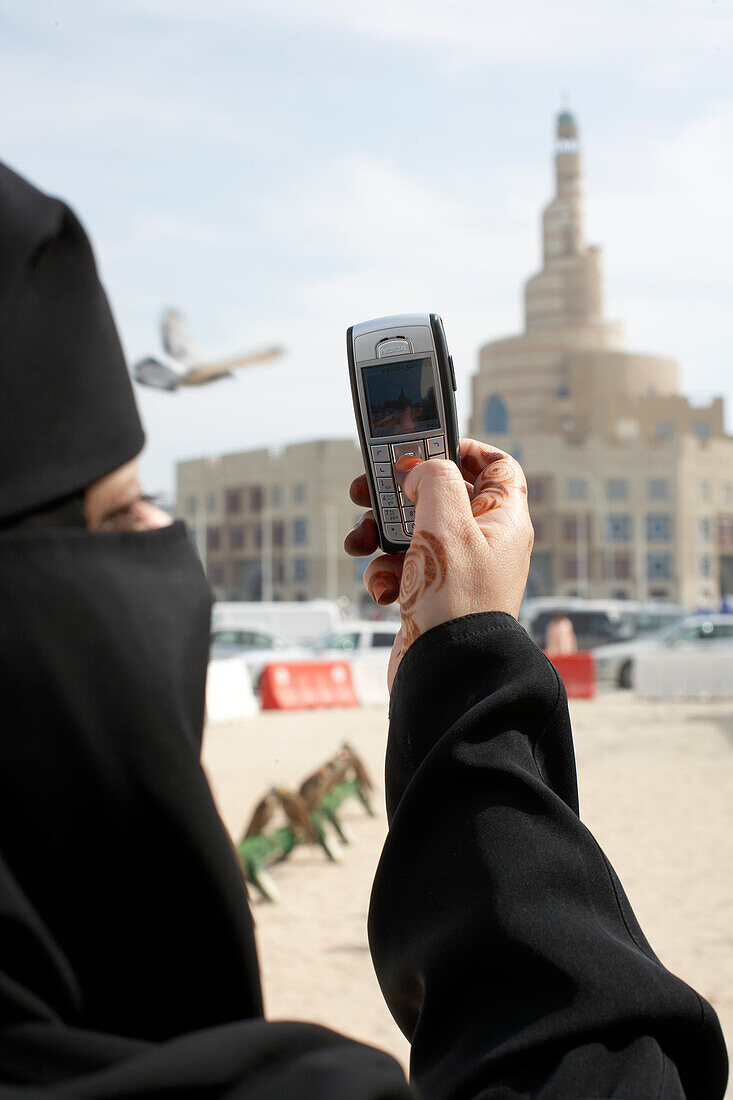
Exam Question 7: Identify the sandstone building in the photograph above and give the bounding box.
[176,439,366,604]
[469,112,732,607]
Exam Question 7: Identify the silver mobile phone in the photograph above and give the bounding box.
[347,313,461,554]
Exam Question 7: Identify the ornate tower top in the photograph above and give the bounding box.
[557,110,578,147]
[523,110,607,331]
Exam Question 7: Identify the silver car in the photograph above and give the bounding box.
[209,628,309,690]
[594,614,733,688]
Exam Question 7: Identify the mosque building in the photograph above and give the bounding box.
[469,111,733,607]
[177,112,732,608]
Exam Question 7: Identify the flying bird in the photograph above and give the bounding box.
[133,308,283,392]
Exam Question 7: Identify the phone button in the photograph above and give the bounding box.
[449,355,457,391]
[392,440,426,462]
[374,462,392,477]
[385,523,407,542]
[371,444,390,461]
[398,489,414,507]
[404,522,415,535]
[402,506,415,522]
[377,477,395,492]
[383,507,401,523]
[426,436,446,455]
[380,492,398,508]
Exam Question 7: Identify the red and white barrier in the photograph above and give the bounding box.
[350,652,390,708]
[546,652,596,699]
[260,661,359,710]
[206,658,259,723]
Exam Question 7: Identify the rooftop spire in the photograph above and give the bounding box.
[523,111,606,331]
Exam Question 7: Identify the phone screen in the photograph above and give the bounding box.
[362,357,440,438]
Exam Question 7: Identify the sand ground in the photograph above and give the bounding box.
[201,691,732,1084]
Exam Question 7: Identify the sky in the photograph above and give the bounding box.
[2,0,731,495]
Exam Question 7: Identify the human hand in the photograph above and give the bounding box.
[344,439,533,689]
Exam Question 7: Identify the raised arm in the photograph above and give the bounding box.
[346,440,728,1099]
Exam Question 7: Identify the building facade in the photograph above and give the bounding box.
[469,112,733,607]
[176,438,368,605]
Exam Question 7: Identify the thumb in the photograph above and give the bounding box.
[394,455,474,539]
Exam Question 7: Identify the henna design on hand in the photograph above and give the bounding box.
[471,488,507,516]
[461,445,507,479]
[399,530,448,647]
[470,456,528,518]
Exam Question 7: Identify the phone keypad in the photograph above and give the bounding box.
[384,523,405,541]
[371,444,390,461]
[391,440,426,462]
[427,436,447,456]
[371,433,449,543]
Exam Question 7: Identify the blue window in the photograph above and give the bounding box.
[293,557,308,582]
[607,479,627,501]
[648,479,668,500]
[294,483,307,504]
[566,479,587,501]
[699,555,712,578]
[607,515,631,542]
[693,421,711,442]
[654,421,674,440]
[646,514,672,542]
[293,518,308,545]
[647,553,672,580]
[698,517,712,542]
[484,395,509,434]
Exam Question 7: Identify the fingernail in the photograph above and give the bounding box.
[370,579,397,604]
[393,454,423,490]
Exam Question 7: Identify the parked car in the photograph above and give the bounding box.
[594,614,733,688]
[308,621,400,659]
[520,598,686,651]
[209,628,309,689]
[212,600,344,645]
[521,600,635,650]
[619,603,687,639]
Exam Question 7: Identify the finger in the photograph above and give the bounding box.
[363,554,404,605]
[344,510,378,557]
[458,438,512,486]
[394,455,476,541]
[470,454,529,525]
[349,474,371,508]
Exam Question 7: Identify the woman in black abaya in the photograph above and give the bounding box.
[0,162,412,1097]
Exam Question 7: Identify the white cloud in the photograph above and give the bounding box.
[60,0,733,78]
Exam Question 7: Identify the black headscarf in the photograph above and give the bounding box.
[0,161,144,523]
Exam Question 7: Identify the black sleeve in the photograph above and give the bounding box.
[368,612,728,1099]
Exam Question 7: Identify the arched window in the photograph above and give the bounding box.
[484,395,509,434]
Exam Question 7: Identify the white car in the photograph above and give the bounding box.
[594,614,733,688]
[209,628,309,689]
[309,620,400,660]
